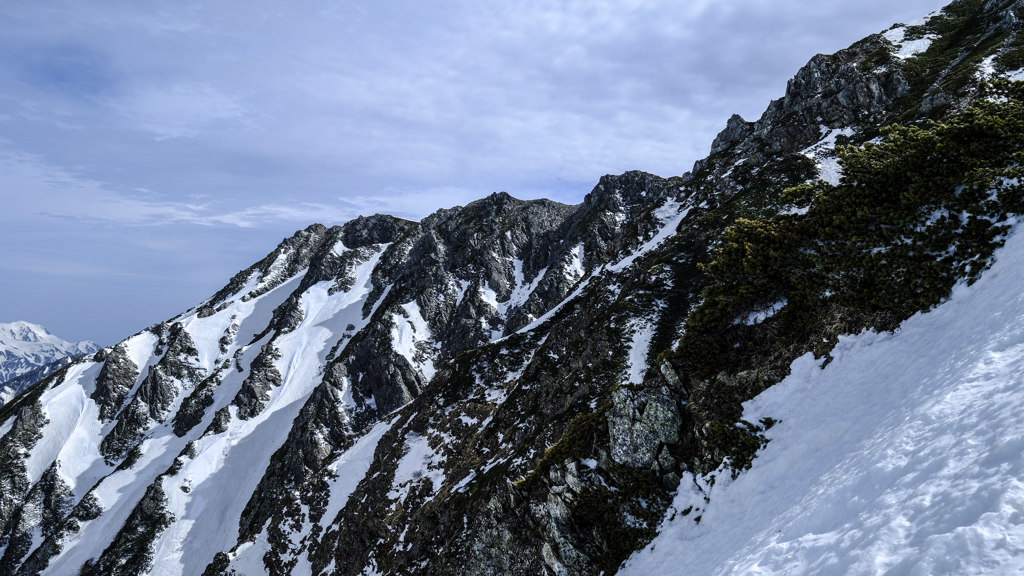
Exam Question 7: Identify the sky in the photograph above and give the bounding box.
[0,0,950,346]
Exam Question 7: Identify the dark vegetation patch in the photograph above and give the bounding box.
[668,80,1024,474]
[894,0,1011,119]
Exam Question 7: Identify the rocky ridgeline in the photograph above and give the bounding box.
[1,1,1023,574]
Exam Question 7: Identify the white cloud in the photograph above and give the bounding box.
[0,151,358,227]
[118,83,247,139]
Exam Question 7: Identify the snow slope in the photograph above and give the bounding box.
[623,221,1024,575]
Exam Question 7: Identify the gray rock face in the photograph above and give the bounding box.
[90,343,140,422]
[345,323,426,415]
[16,492,102,576]
[0,403,48,542]
[0,463,75,574]
[711,114,755,154]
[172,363,228,438]
[139,323,203,422]
[342,214,417,248]
[79,482,174,576]
[232,342,283,421]
[262,241,387,339]
[203,223,333,312]
[100,323,204,464]
[607,387,681,469]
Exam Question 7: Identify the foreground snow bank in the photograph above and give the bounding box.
[623,222,1024,575]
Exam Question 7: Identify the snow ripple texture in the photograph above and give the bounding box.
[623,224,1024,575]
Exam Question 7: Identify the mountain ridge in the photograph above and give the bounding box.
[4,0,1024,574]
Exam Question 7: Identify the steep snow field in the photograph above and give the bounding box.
[15,243,392,576]
[623,222,1024,575]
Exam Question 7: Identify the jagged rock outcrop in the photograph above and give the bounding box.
[710,114,754,154]
[607,386,681,470]
[0,404,49,543]
[100,322,204,464]
[79,483,174,576]
[0,463,75,573]
[232,342,284,421]
[90,343,140,422]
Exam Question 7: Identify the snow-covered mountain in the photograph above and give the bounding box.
[0,322,98,383]
[0,322,97,404]
[0,358,79,409]
[4,1,1024,574]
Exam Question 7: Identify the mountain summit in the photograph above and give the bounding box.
[0,322,98,403]
[5,0,1024,574]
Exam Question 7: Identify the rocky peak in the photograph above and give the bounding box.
[747,34,910,156]
[341,214,417,248]
[710,114,755,154]
[582,170,673,214]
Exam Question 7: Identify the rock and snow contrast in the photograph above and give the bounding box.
[7,0,1024,575]
[0,322,98,406]
[623,222,1024,575]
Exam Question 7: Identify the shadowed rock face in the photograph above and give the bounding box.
[100,322,204,465]
[4,2,1024,575]
[342,214,418,248]
[232,341,283,421]
[90,344,140,423]
[0,463,75,574]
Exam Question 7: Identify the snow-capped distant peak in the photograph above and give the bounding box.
[0,321,98,383]
[0,320,54,343]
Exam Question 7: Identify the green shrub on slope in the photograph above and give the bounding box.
[671,80,1024,470]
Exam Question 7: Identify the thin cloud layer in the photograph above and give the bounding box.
[0,0,950,344]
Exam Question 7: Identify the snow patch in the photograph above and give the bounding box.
[883,25,937,59]
[390,432,446,503]
[479,284,498,310]
[507,260,547,311]
[323,420,395,526]
[800,125,855,186]
[627,321,656,385]
[566,244,585,280]
[391,300,435,380]
[735,299,787,326]
[609,200,689,273]
[454,279,471,307]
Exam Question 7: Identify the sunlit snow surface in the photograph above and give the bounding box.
[25,244,391,576]
[623,222,1024,575]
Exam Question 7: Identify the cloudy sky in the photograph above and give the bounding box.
[0,0,949,346]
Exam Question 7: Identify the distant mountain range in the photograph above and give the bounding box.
[0,321,97,405]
